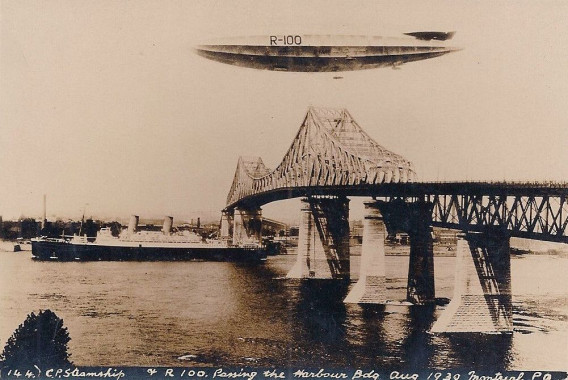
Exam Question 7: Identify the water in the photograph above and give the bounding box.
[0,247,566,370]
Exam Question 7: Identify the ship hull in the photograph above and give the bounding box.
[31,240,266,263]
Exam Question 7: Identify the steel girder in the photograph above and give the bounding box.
[225,182,568,243]
[307,196,351,278]
[424,193,568,243]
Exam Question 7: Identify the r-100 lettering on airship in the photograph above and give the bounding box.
[194,32,460,72]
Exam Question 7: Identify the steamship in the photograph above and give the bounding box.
[31,216,266,262]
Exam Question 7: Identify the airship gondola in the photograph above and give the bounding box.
[194,33,460,72]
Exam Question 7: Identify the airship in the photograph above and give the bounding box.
[194,32,460,72]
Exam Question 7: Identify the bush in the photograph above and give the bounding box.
[0,310,72,369]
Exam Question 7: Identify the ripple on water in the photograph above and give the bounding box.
[0,252,566,369]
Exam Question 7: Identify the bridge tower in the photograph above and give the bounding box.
[287,196,350,280]
[232,207,263,246]
[432,231,512,333]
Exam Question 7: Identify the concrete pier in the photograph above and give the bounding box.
[220,210,234,240]
[287,199,323,278]
[232,208,262,246]
[344,200,387,303]
[431,232,512,333]
[377,199,435,305]
[287,197,350,279]
[406,202,435,305]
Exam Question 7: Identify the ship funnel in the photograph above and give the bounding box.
[42,194,47,229]
[163,216,173,236]
[128,215,139,234]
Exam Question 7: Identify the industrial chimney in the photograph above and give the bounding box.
[127,215,139,235]
[42,194,47,230]
[163,216,173,236]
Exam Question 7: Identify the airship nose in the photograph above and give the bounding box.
[446,46,463,53]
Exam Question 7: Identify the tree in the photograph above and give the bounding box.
[0,310,72,369]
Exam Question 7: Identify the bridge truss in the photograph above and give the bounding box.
[226,106,416,207]
[424,188,567,243]
[375,182,568,243]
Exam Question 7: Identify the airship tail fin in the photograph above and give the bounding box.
[404,31,456,41]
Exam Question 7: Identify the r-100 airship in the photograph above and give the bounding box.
[194,32,460,72]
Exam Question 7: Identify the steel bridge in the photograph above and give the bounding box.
[227,182,568,244]
[225,107,567,244]
[221,106,567,333]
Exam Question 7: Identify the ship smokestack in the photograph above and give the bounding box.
[128,215,139,234]
[42,194,47,229]
[163,216,173,236]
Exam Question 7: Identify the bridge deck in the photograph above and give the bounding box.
[226,181,568,244]
[227,181,567,209]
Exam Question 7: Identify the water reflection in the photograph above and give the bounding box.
[295,280,349,343]
[206,262,525,369]
[434,334,513,369]
[291,280,352,366]
[400,305,436,368]
[0,252,563,368]
[344,304,436,368]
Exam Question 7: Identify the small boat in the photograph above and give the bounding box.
[14,238,33,252]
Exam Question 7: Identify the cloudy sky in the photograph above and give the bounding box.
[1,0,567,222]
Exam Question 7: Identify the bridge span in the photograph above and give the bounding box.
[226,181,568,243]
[220,106,567,334]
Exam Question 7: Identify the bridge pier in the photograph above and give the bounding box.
[406,202,436,305]
[378,200,435,305]
[232,207,262,246]
[287,199,319,278]
[431,231,512,333]
[287,196,350,280]
[344,200,387,303]
[220,210,233,241]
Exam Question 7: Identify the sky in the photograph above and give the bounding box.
[1,0,567,222]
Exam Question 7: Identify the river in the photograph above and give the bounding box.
[0,245,566,370]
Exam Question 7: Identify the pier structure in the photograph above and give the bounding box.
[221,106,568,333]
[231,207,263,246]
[377,200,435,305]
[344,200,387,303]
[219,210,233,241]
[431,231,512,332]
[287,196,350,279]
